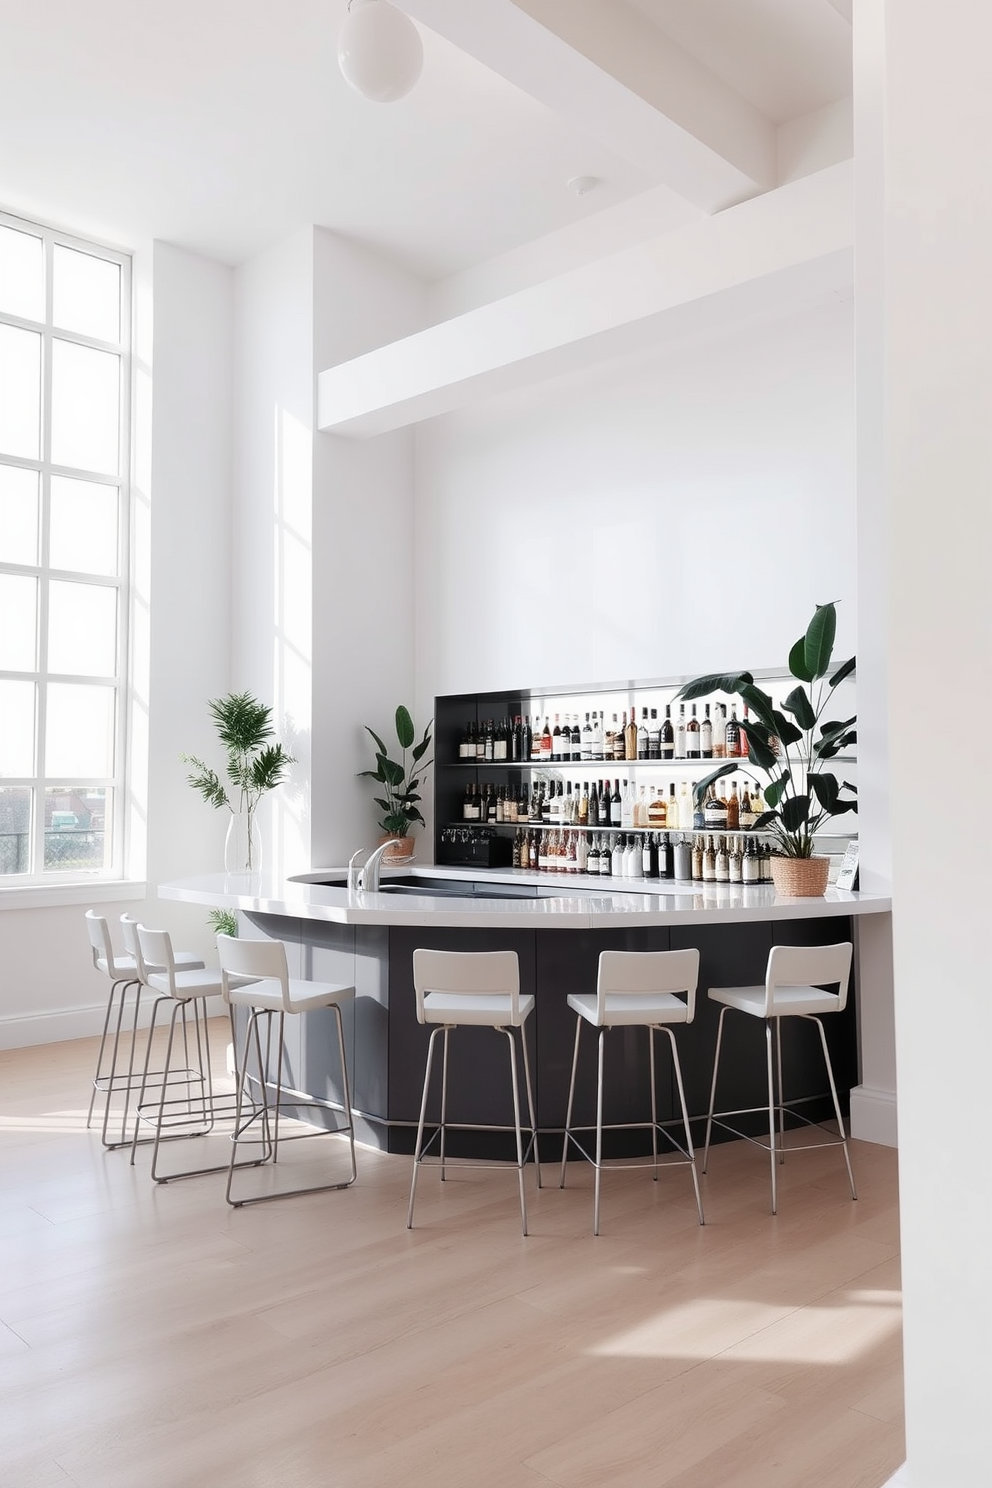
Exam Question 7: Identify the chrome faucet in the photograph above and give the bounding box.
[347,841,397,894]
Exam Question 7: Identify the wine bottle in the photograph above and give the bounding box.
[610,779,622,827]
[700,704,713,759]
[725,706,741,758]
[625,710,639,761]
[661,705,675,760]
[581,713,593,760]
[637,708,649,760]
[551,714,562,762]
[648,708,661,760]
[686,705,701,759]
[674,705,687,759]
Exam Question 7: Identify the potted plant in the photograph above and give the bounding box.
[183,691,295,873]
[359,704,433,862]
[676,601,857,896]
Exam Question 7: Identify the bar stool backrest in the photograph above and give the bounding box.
[134,924,177,994]
[764,941,853,1017]
[119,913,140,959]
[596,948,700,1023]
[412,948,520,1024]
[85,910,130,980]
[216,933,288,1008]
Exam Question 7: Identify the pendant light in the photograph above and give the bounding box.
[337,0,423,104]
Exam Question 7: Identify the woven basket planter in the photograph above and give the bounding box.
[769,854,830,898]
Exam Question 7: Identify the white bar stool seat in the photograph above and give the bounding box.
[703,940,857,1214]
[216,934,357,1206]
[559,948,704,1235]
[83,910,204,1148]
[407,948,540,1236]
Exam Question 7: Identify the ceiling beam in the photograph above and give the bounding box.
[317,162,853,437]
[395,0,777,213]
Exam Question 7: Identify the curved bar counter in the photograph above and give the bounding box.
[160,868,891,1158]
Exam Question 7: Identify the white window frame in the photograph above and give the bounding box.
[0,209,132,892]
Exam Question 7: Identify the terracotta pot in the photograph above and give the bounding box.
[378,833,415,864]
[770,854,830,898]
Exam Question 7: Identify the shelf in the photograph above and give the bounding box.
[446,822,768,835]
[448,757,755,770]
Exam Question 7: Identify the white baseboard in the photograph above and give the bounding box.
[849,1083,898,1147]
[0,995,227,1051]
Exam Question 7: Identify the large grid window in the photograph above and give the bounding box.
[0,212,130,882]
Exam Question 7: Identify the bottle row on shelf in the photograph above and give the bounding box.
[458,702,758,766]
[507,828,775,884]
[459,775,764,833]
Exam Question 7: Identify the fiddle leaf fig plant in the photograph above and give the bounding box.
[359,705,433,837]
[676,601,857,859]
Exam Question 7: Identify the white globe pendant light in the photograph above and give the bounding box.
[337,0,423,103]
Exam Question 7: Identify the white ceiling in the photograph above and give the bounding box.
[0,0,851,280]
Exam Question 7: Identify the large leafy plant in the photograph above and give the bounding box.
[183,692,295,867]
[359,705,433,836]
[676,602,857,859]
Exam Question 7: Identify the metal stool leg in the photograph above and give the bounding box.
[812,1015,858,1201]
[502,1026,528,1236]
[559,1016,582,1189]
[439,1026,450,1181]
[519,1018,541,1187]
[593,1027,606,1236]
[766,1021,777,1214]
[662,1025,705,1226]
[408,1025,444,1229]
[703,1005,728,1174]
[649,1025,659,1180]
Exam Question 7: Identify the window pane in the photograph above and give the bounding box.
[0,680,36,775]
[50,476,119,576]
[45,683,115,776]
[44,787,109,873]
[0,573,37,669]
[0,464,39,564]
[0,787,31,875]
[51,339,120,475]
[53,246,121,343]
[48,580,117,676]
[0,323,41,459]
[0,224,44,321]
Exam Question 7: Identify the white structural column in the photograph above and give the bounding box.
[849,0,896,1148]
[881,2,992,1483]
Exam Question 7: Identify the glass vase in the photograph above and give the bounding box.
[224,810,262,875]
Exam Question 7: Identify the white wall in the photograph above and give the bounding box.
[415,296,856,705]
[884,3,992,1483]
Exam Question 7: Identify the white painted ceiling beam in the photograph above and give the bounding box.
[395,0,776,212]
[317,161,854,438]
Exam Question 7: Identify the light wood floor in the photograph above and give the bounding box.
[0,1027,904,1488]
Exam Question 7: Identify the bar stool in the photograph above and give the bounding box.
[215,933,357,1206]
[83,910,204,1148]
[129,923,235,1182]
[407,949,540,1236]
[703,940,857,1214]
[559,948,704,1235]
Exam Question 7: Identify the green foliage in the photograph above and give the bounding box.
[358,705,434,836]
[182,691,295,816]
[207,907,238,938]
[676,602,857,859]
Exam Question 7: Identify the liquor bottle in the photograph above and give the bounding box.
[620,780,634,829]
[567,832,578,873]
[725,706,741,758]
[742,836,759,883]
[643,832,658,879]
[462,784,474,820]
[610,779,622,827]
[726,780,740,831]
[597,782,610,827]
[571,716,581,760]
[678,780,694,834]
[625,710,639,761]
[693,786,706,833]
[551,714,562,761]
[661,705,675,760]
[648,786,666,828]
[612,715,626,762]
[578,781,589,826]
[610,834,624,876]
[691,835,704,881]
[576,831,589,873]
[712,703,727,760]
[700,704,713,759]
[673,834,692,881]
[715,836,729,883]
[581,713,593,760]
[674,704,687,759]
[686,705,701,759]
[540,718,552,761]
[729,836,742,883]
[703,836,716,883]
[495,786,505,823]
[648,708,661,760]
[459,722,472,760]
[635,784,648,827]
[493,718,507,762]
[519,782,530,822]
[483,719,494,762]
[591,712,605,761]
[623,835,639,878]
[509,717,520,763]
[637,708,649,759]
[603,715,616,759]
[660,833,674,879]
[739,783,754,830]
[740,703,751,757]
[668,782,678,830]
[704,783,728,833]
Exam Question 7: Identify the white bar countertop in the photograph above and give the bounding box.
[159,865,891,931]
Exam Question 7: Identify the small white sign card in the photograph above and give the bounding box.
[835,842,860,890]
